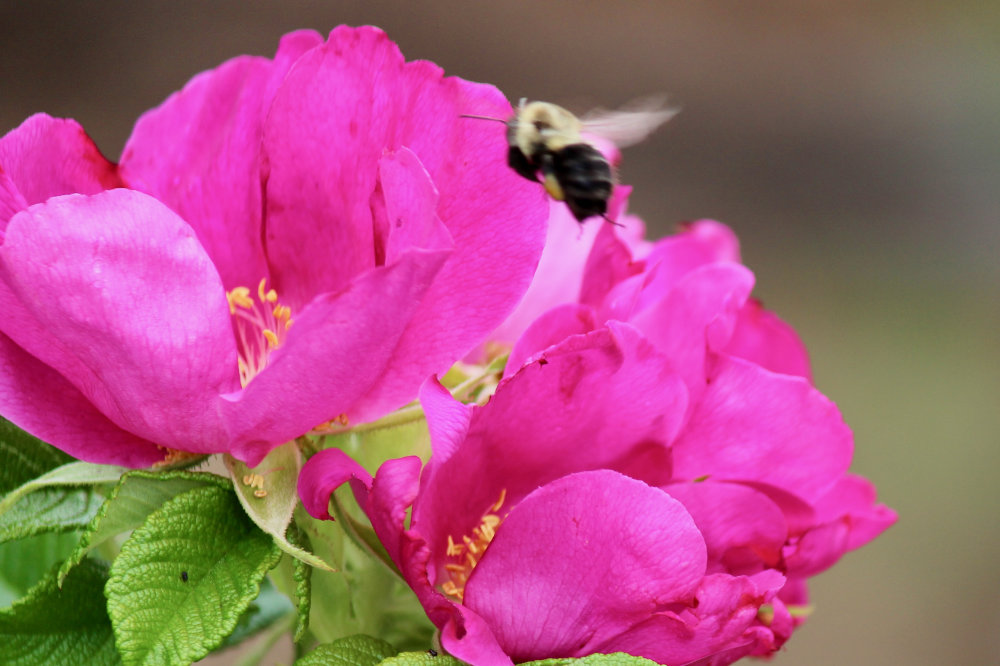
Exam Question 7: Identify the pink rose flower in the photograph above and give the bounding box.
[299,219,895,664]
[0,26,548,467]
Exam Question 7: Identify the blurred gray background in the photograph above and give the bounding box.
[2,2,998,664]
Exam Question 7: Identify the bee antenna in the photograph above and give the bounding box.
[601,214,624,228]
[459,113,506,123]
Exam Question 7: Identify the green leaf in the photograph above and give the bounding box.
[58,470,227,584]
[0,418,73,493]
[225,443,336,572]
[0,420,111,543]
[0,532,82,607]
[380,650,461,666]
[0,558,120,665]
[105,484,282,666]
[0,461,130,519]
[295,634,398,665]
[520,654,658,665]
[0,487,103,543]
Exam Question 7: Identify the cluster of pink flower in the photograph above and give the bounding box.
[0,25,893,666]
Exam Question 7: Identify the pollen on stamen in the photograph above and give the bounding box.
[227,278,294,387]
[441,489,509,602]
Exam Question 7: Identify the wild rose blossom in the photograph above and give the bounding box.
[0,26,548,467]
[299,216,896,665]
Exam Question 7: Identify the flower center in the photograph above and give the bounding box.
[441,489,508,602]
[226,278,294,387]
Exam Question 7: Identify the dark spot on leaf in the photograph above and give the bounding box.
[180,571,188,582]
[428,649,438,657]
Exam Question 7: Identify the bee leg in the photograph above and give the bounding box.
[539,154,566,202]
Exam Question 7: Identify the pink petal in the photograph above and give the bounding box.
[416,323,688,581]
[630,263,755,403]
[297,447,373,521]
[120,30,322,291]
[419,378,473,465]
[725,298,812,380]
[665,481,788,574]
[0,189,238,453]
[0,114,121,216]
[594,571,785,666]
[490,201,603,345]
[0,332,163,467]
[784,474,897,576]
[672,355,853,504]
[462,470,707,663]
[0,167,29,227]
[260,24,547,326]
[580,222,644,312]
[439,606,516,666]
[504,303,597,379]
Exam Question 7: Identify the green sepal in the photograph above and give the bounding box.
[287,521,313,643]
[57,469,227,585]
[225,443,336,572]
[0,558,120,665]
[105,483,281,666]
[295,634,398,665]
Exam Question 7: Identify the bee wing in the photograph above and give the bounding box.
[580,95,678,148]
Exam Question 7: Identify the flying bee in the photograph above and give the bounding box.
[464,97,676,223]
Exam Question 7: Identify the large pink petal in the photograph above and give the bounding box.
[461,471,706,663]
[260,25,547,327]
[416,323,688,584]
[120,31,322,291]
[0,114,121,218]
[0,333,163,467]
[0,190,238,453]
[672,355,853,504]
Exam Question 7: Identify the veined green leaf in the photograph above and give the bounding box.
[105,484,281,666]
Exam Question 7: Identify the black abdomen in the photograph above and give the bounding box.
[552,143,614,222]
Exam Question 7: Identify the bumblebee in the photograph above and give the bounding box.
[503,98,675,222]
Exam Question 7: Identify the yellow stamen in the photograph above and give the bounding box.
[226,278,293,387]
[441,489,508,602]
